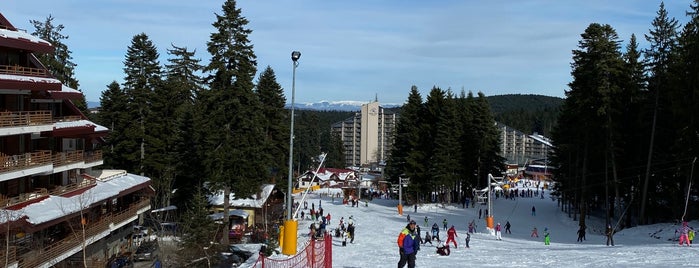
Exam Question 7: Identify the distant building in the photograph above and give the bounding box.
[496,122,553,166]
[331,101,397,168]
[0,13,151,267]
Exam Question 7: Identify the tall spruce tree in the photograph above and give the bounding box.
[98,81,129,169]
[386,86,423,184]
[163,45,205,208]
[30,15,88,114]
[640,3,680,223]
[200,0,264,245]
[552,23,626,226]
[120,33,163,175]
[431,90,462,203]
[255,66,289,183]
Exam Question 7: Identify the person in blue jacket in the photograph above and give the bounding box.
[398,220,419,268]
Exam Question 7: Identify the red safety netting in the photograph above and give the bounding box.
[252,233,332,268]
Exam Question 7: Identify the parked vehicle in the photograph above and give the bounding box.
[133,240,159,262]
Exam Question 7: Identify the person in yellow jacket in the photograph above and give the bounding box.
[689,228,695,245]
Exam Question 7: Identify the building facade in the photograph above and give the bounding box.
[496,122,553,166]
[0,13,151,268]
[331,101,397,168]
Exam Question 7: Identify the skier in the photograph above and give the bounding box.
[577,226,585,242]
[505,221,512,234]
[446,225,458,248]
[407,214,411,223]
[689,227,695,245]
[606,224,615,246]
[495,223,502,240]
[397,220,418,268]
[347,222,356,244]
[443,218,448,231]
[531,227,539,237]
[676,221,690,247]
[436,242,451,256]
[531,206,536,216]
[465,233,471,248]
[431,223,441,242]
[423,231,433,245]
[414,203,417,213]
[424,216,428,227]
[468,220,475,233]
[544,227,550,245]
[478,208,482,219]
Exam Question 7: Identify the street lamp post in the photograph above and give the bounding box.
[282,51,301,256]
[287,51,301,220]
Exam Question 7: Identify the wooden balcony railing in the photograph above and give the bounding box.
[0,111,52,128]
[52,150,83,167]
[0,150,52,174]
[0,64,50,77]
[47,177,96,197]
[0,188,48,208]
[0,245,17,267]
[16,199,151,268]
[83,150,103,164]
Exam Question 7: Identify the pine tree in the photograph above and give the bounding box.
[179,189,221,265]
[121,33,163,175]
[255,66,289,183]
[385,86,425,196]
[640,3,680,223]
[200,0,264,245]
[98,81,129,169]
[163,45,205,208]
[30,15,88,114]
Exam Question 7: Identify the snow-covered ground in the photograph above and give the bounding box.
[265,180,698,268]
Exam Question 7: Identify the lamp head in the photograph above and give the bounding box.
[291,51,301,62]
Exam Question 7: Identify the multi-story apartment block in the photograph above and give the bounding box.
[496,122,553,166]
[331,101,397,168]
[0,13,152,268]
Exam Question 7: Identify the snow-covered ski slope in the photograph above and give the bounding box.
[290,181,698,268]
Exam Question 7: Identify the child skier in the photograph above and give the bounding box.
[544,227,550,245]
[495,223,502,240]
[436,242,451,256]
[465,233,471,248]
[531,227,539,238]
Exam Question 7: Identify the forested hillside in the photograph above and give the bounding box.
[488,94,563,136]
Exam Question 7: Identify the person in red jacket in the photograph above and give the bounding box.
[446,225,458,248]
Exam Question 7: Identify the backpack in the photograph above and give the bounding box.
[397,228,409,248]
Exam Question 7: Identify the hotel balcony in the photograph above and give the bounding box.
[1,199,151,268]
[0,64,51,77]
[0,111,53,136]
[0,150,103,182]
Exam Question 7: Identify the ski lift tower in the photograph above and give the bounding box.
[398,177,409,215]
[486,173,504,233]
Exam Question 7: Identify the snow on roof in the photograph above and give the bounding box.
[207,210,249,220]
[304,168,356,182]
[0,73,61,84]
[54,119,108,132]
[0,172,150,225]
[0,28,51,46]
[207,184,276,208]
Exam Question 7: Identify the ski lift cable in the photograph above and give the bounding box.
[292,152,328,219]
[681,157,697,222]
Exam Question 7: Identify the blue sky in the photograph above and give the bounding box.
[0,1,694,105]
